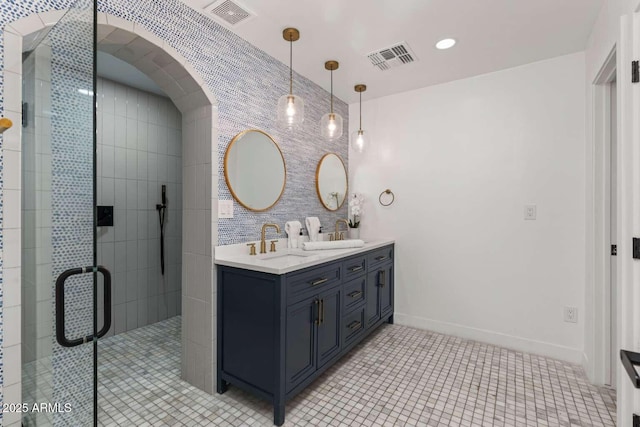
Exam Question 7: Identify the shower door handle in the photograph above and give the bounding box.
[55,265,112,347]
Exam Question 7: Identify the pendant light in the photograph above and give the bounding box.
[277,28,304,128]
[321,60,343,140]
[351,84,368,153]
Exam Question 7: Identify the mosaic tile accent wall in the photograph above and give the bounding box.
[93,0,350,245]
[0,0,350,417]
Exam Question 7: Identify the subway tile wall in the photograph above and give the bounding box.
[96,77,183,336]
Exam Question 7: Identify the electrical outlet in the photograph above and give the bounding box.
[564,306,578,323]
[524,205,537,220]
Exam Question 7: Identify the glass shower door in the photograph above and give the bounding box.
[20,0,104,425]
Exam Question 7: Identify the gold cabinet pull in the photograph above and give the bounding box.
[379,270,386,288]
[310,278,328,286]
[348,290,362,299]
[348,320,361,330]
[348,265,363,272]
[314,299,320,325]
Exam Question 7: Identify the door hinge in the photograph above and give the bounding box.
[634,238,640,259]
[22,102,28,128]
[633,61,640,83]
[611,244,617,256]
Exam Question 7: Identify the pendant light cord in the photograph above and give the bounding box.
[289,39,293,95]
[330,69,334,114]
[359,91,362,130]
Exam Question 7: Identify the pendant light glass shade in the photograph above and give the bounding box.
[350,84,368,153]
[350,129,368,153]
[321,112,343,140]
[321,61,343,140]
[277,94,304,127]
[277,28,304,128]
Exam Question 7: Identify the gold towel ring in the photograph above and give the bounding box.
[379,189,395,206]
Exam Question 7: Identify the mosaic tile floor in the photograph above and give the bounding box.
[96,316,616,426]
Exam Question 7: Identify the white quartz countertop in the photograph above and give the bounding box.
[214,239,395,275]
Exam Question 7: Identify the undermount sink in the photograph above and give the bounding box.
[260,251,314,261]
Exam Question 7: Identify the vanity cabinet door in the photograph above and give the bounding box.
[316,287,342,368]
[285,297,318,392]
[365,270,381,327]
[379,263,394,317]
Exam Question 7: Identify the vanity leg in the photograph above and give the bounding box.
[387,315,394,325]
[274,402,285,426]
[216,377,228,394]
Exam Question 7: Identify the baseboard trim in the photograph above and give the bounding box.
[394,313,582,364]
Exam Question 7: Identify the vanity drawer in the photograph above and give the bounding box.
[368,246,393,269]
[343,255,367,280]
[287,263,342,304]
[343,307,365,344]
[343,276,366,313]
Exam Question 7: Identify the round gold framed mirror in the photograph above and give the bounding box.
[315,153,348,211]
[224,129,286,212]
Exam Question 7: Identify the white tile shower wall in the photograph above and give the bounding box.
[96,77,183,336]
[181,105,214,393]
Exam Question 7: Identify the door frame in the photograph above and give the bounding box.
[591,48,617,388]
[614,9,640,423]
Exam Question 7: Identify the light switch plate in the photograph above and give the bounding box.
[218,199,234,219]
[524,204,537,220]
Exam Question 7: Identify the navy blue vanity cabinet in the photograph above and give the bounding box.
[217,243,394,426]
[285,285,342,393]
[285,295,318,391]
[365,247,394,328]
[316,286,342,368]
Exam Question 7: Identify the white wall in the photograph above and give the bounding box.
[350,52,586,363]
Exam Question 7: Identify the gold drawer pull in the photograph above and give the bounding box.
[348,265,363,272]
[348,290,362,299]
[375,255,387,261]
[310,278,328,286]
[347,320,361,330]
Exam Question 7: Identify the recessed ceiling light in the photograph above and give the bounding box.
[435,38,456,50]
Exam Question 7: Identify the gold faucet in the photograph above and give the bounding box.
[260,223,281,253]
[333,219,349,241]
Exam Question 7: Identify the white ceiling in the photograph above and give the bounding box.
[181,0,603,103]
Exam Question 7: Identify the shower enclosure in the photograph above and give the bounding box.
[20,0,104,425]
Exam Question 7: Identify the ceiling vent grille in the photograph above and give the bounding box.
[206,0,254,26]
[367,42,417,71]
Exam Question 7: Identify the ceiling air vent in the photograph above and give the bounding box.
[367,42,417,71]
[205,0,255,26]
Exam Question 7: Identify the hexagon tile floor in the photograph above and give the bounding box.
[97,316,616,426]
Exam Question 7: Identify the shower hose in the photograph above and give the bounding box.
[156,185,167,275]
